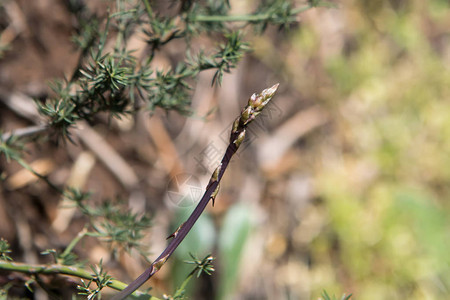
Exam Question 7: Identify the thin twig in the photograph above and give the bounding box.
[0,91,141,195]
[1,124,48,141]
[142,0,154,19]
[0,261,160,299]
[111,84,280,300]
[60,227,89,258]
[191,4,313,23]
[73,121,140,191]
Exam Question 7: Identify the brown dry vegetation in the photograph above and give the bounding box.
[2,0,450,300]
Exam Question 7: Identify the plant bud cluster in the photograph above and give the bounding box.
[229,83,279,149]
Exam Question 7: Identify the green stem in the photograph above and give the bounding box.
[292,4,315,15]
[16,158,63,194]
[60,227,89,259]
[191,4,312,23]
[114,0,124,53]
[173,272,194,298]
[0,261,160,299]
[142,0,154,19]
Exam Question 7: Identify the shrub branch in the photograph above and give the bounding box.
[0,261,158,299]
[111,83,279,300]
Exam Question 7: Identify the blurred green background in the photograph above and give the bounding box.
[182,0,450,299]
[135,1,450,299]
[247,0,450,299]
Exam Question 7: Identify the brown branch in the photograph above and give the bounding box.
[1,124,48,141]
[111,83,280,300]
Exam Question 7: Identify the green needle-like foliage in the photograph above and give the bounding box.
[184,253,215,278]
[63,188,152,258]
[0,239,12,261]
[0,0,332,298]
[77,260,113,300]
[0,134,24,162]
[321,290,353,300]
[29,0,328,141]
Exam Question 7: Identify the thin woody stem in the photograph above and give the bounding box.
[16,158,64,194]
[60,227,89,259]
[1,124,48,141]
[191,4,313,23]
[111,83,279,300]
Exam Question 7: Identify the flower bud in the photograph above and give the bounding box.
[231,117,240,134]
[240,106,252,125]
[255,83,279,111]
[233,129,246,148]
[248,93,262,108]
[210,183,220,206]
[210,163,222,184]
[154,254,169,271]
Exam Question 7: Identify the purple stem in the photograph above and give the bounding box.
[111,144,238,300]
[112,82,279,299]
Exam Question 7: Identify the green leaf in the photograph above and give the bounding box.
[217,203,252,299]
